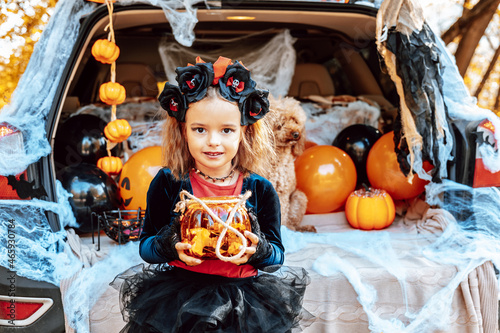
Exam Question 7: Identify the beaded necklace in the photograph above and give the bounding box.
[193,168,235,183]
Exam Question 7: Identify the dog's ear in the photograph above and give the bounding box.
[292,126,306,157]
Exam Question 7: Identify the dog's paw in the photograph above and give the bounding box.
[293,225,317,233]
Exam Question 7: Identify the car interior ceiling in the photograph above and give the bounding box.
[61,17,397,127]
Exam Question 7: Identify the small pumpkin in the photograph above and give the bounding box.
[99,82,126,105]
[97,156,123,174]
[104,119,132,143]
[91,39,120,64]
[345,186,395,230]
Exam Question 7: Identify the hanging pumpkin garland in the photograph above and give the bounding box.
[104,119,132,143]
[97,156,123,175]
[91,39,120,64]
[99,82,126,105]
[91,0,130,175]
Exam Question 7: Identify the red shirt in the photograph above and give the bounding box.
[169,171,258,278]
[190,169,244,197]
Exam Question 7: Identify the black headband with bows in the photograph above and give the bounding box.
[159,56,269,126]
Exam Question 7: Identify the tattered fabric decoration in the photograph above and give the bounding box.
[385,24,451,183]
[377,0,500,181]
[377,1,452,183]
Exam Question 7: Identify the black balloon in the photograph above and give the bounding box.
[54,114,119,170]
[57,163,120,233]
[332,124,382,187]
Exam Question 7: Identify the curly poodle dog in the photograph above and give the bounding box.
[266,96,316,232]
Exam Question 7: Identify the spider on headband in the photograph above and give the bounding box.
[158,56,270,126]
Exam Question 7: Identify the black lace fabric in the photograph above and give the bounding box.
[111,264,312,333]
[152,216,181,262]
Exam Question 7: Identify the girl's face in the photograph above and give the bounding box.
[185,97,243,177]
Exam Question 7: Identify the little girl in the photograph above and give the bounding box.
[116,56,309,332]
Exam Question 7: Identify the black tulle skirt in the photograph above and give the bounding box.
[111,264,311,333]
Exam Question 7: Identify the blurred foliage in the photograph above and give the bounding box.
[461,5,500,116]
[0,0,58,110]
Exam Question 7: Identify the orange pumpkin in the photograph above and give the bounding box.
[97,156,123,174]
[104,119,132,143]
[345,186,395,230]
[91,39,120,64]
[99,82,126,105]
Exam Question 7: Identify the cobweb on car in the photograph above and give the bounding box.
[119,0,204,47]
[0,0,96,291]
[0,181,82,285]
[72,102,164,159]
[302,100,381,145]
[158,29,297,98]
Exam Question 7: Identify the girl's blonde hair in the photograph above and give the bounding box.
[161,87,276,179]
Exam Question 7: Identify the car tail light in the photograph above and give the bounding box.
[0,122,24,153]
[0,296,53,326]
[473,120,500,188]
[0,171,29,200]
[0,122,28,200]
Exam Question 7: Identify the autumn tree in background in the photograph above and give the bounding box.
[441,0,500,115]
[0,0,58,110]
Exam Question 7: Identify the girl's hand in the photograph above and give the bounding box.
[175,242,204,266]
[231,231,258,265]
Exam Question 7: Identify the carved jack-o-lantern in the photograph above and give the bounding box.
[180,196,252,260]
[118,146,162,210]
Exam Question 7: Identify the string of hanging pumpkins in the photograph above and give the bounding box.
[89,0,131,176]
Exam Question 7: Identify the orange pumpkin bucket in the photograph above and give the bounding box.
[175,190,252,261]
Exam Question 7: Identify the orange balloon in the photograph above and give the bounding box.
[366,131,431,200]
[295,145,357,214]
[118,146,163,210]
